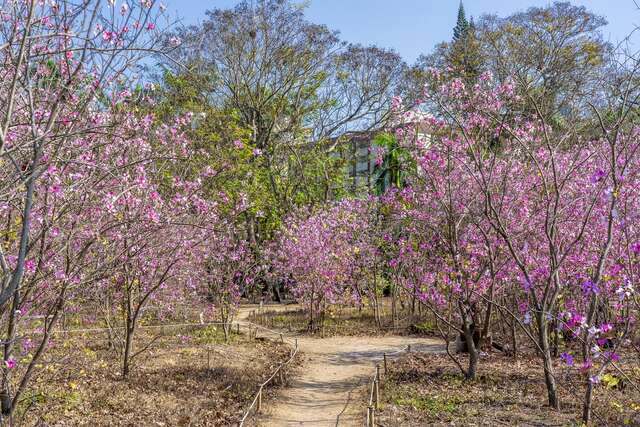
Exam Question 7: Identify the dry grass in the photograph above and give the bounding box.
[16,325,294,426]
[249,304,438,338]
[375,352,640,426]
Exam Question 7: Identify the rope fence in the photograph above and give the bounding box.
[25,312,301,426]
[22,307,417,426]
[238,310,300,426]
[366,344,412,427]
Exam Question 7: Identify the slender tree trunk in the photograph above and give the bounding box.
[411,281,417,316]
[481,281,495,344]
[511,296,519,359]
[1,290,19,415]
[466,346,479,380]
[222,307,230,343]
[511,315,518,359]
[391,284,397,330]
[538,312,560,409]
[462,322,479,380]
[122,320,134,379]
[582,379,594,424]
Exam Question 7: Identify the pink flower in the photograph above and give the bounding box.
[580,360,593,372]
[24,259,36,274]
[600,323,613,333]
[4,359,16,370]
[102,31,114,42]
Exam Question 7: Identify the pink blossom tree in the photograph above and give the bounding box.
[272,200,378,331]
[0,0,177,416]
[398,67,640,420]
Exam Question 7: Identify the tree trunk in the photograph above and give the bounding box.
[511,315,518,359]
[582,377,594,424]
[391,284,398,330]
[462,323,479,380]
[122,322,134,379]
[538,312,560,409]
[1,290,19,415]
[222,310,230,343]
[467,348,479,380]
[411,285,416,316]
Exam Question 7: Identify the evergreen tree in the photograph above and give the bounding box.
[453,1,469,42]
[448,1,482,81]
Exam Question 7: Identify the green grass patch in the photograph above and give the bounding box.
[393,393,459,415]
[190,325,239,345]
[412,320,436,334]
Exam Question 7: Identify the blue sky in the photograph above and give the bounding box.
[164,1,639,63]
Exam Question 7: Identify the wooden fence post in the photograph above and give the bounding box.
[237,323,240,335]
[383,353,388,375]
[374,378,380,410]
[280,333,284,343]
[257,388,262,412]
[407,344,411,353]
[368,405,375,426]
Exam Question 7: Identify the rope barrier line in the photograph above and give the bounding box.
[238,318,299,427]
[240,310,418,427]
[366,344,410,427]
[19,320,235,337]
[20,315,299,426]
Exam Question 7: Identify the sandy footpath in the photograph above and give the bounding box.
[237,305,442,426]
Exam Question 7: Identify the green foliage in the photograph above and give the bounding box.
[372,133,414,195]
[480,2,609,118]
[393,394,459,415]
[191,325,238,345]
[602,373,620,389]
[453,2,470,43]
[412,320,436,334]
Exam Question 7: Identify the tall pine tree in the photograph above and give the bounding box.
[453,1,469,42]
[448,1,482,81]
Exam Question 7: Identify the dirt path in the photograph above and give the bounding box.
[236,305,442,427]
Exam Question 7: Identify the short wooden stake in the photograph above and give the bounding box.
[280,333,284,343]
[383,353,388,375]
[237,323,240,334]
[407,344,411,353]
[257,389,262,411]
[368,405,375,426]
[376,364,381,382]
[374,378,380,410]
[207,347,210,369]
